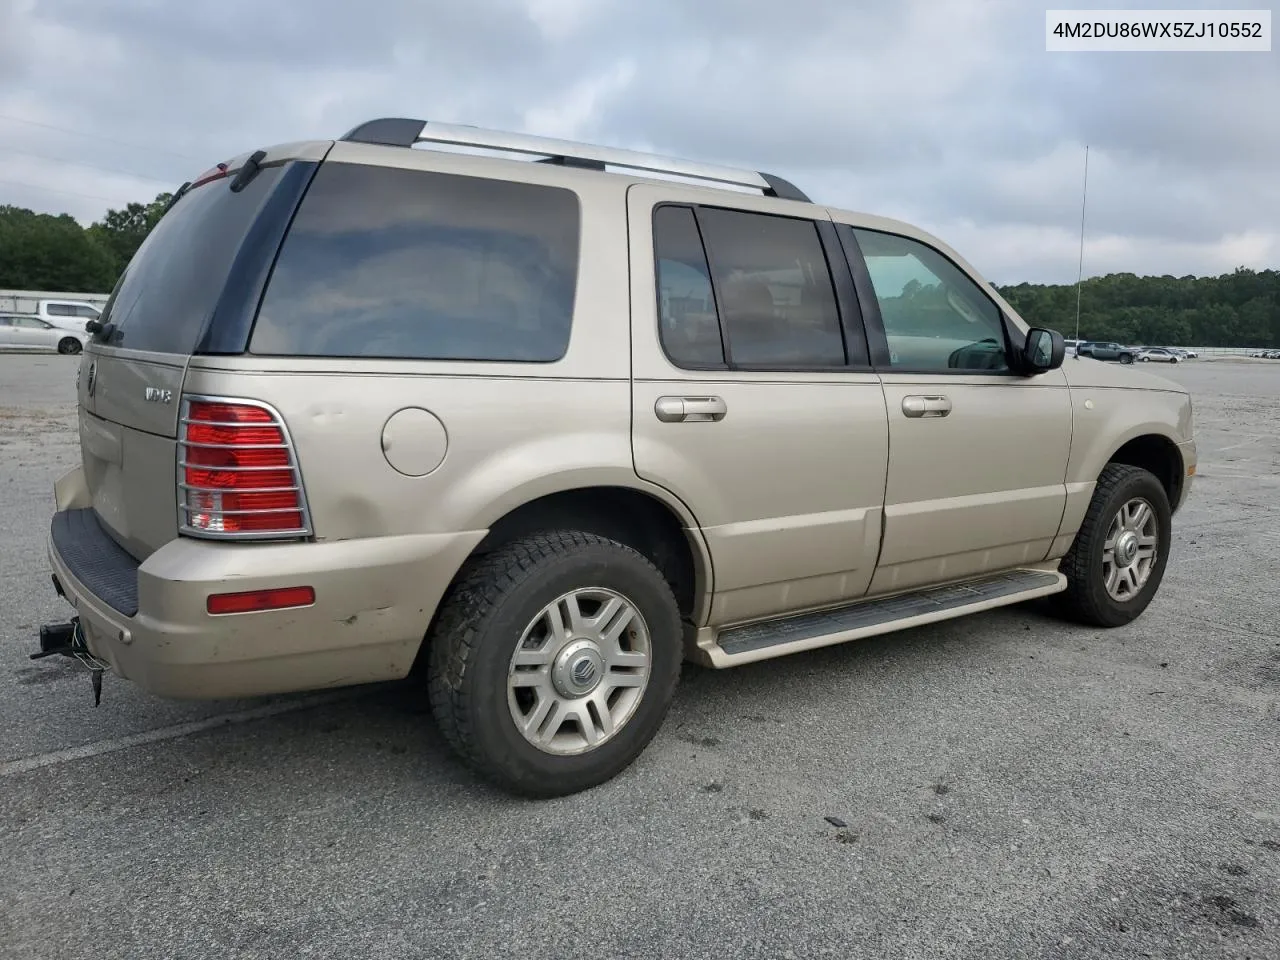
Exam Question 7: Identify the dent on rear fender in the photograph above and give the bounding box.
[436,433,651,530]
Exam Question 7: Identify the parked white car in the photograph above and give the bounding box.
[0,313,88,354]
[34,299,102,333]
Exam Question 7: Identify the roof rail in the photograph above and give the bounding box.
[339,118,811,203]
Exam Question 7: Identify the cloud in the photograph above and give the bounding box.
[0,0,1274,284]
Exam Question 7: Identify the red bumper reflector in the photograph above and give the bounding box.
[207,586,316,615]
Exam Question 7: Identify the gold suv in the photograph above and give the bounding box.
[40,119,1196,796]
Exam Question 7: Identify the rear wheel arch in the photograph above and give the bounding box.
[469,485,708,621]
[412,484,711,678]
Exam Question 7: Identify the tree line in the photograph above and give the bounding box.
[0,192,171,294]
[1,194,1277,348]
[996,269,1280,348]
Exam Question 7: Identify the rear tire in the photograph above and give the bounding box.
[1120,353,1134,364]
[57,338,82,355]
[427,531,682,797]
[1050,463,1171,627]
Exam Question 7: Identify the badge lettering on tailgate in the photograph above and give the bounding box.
[144,386,173,404]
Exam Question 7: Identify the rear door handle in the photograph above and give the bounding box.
[902,395,952,418]
[655,396,728,423]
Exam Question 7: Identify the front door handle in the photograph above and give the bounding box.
[902,395,952,418]
[655,396,728,423]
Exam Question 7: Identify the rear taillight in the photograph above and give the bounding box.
[178,397,311,539]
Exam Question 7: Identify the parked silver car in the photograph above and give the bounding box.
[0,313,88,354]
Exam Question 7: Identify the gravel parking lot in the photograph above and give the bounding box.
[2,354,1279,960]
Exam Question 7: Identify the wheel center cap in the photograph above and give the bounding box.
[1115,531,1139,567]
[552,639,604,698]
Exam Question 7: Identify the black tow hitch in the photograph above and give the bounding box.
[32,621,76,659]
[31,618,107,706]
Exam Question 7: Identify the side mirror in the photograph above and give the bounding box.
[1021,328,1065,374]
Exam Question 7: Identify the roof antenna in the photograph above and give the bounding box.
[1072,144,1090,356]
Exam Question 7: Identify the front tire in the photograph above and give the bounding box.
[1120,353,1134,364]
[427,531,682,797]
[1051,463,1172,627]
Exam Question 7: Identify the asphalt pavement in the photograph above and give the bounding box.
[2,354,1279,960]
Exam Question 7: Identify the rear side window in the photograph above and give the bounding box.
[250,163,581,362]
[652,204,848,370]
[699,208,846,368]
[101,167,284,354]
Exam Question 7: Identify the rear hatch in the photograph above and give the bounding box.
[78,144,328,559]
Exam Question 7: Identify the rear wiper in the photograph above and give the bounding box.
[230,150,267,193]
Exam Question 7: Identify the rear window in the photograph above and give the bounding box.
[249,162,580,362]
[100,166,284,354]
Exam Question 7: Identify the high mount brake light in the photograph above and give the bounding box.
[190,162,229,188]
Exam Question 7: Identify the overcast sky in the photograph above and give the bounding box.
[1,0,1276,284]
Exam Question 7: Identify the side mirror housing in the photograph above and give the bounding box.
[1021,328,1065,374]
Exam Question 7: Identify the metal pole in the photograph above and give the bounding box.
[1073,145,1090,353]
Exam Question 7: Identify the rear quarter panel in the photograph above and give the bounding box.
[180,363,650,541]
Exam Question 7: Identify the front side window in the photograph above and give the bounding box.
[652,205,848,370]
[251,163,580,362]
[853,229,1009,373]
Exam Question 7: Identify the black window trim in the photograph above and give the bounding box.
[836,223,1026,378]
[652,201,873,375]
[199,158,325,355]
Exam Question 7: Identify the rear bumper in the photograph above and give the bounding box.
[47,507,484,700]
